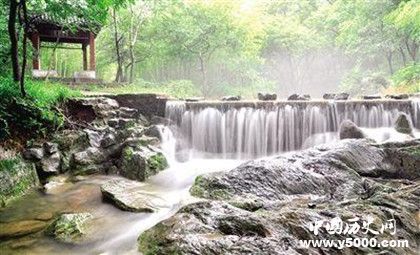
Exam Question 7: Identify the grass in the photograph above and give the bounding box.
[0,77,81,144]
[0,77,82,107]
[89,79,201,99]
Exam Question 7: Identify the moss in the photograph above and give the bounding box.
[138,222,181,255]
[46,213,92,243]
[148,153,168,171]
[122,146,134,161]
[404,146,420,157]
[0,157,39,207]
[190,175,231,200]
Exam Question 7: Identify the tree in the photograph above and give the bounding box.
[154,1,250,95]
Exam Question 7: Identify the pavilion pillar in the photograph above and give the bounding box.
[82,44,88,71]
[30,32,40,70]
[89,32,96,71]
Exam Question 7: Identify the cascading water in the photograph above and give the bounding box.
[166,100,420,158]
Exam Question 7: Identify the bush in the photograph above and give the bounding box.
[0,77,81,143]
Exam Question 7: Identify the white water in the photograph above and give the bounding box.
[167,100,420,158]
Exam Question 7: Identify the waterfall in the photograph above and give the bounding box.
[165,100,419,159]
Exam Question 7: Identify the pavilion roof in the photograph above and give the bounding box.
[28,13,101,34]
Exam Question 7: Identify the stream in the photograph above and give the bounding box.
[0,127,243,255]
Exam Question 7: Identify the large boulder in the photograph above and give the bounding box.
[139,139,420,255]
[120,145,168,181]
[101,179,167,212]
[46,213,93,244]
[394,112,414,136]
[339,120,365,139]
[0,157,39,206]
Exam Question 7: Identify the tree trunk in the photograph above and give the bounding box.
[8,0,20,82]
[406,40,418,62]
[198,54,207,96]
[19,0,29,97]
[113,8,123,83]
[399,46,407,66]
[386,52,393,75]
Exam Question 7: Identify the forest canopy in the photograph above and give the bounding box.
[0,0,419,98]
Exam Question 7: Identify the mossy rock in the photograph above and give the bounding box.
[120,145,168,181]
[0,157,39,207]
[46,213,93,244]
[138,221,182,255]
[190,175,231,200]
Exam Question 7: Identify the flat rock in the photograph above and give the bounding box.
[101,179,167,212]
[0,220,47,238]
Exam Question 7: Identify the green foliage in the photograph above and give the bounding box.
[391,63,420,92]
[339,67,390,96]
[0,78,81,141]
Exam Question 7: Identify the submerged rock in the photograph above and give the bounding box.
[339,120,365,139]
[0,220,47,238]
[394,112,414,136]
[101,179,167,212]
[257,93,277,101]
[46,213,93,244]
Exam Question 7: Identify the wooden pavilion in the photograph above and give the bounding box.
[27,14,101,82]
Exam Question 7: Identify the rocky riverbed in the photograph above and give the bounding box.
[1,96,419,255]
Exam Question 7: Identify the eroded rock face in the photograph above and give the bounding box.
[46,213,93,244]
[339,120,365,139]
[139,139,420,255]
